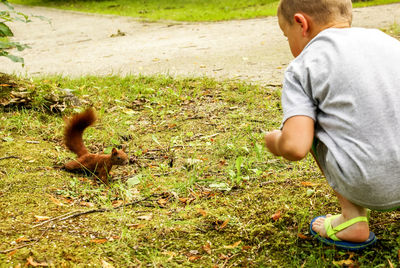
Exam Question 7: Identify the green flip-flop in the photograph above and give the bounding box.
[310,215,377,251]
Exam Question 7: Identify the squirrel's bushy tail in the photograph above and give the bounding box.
[64,108,96,157]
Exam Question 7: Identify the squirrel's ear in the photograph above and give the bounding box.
[112,148,118,155]
[121,144,127,152]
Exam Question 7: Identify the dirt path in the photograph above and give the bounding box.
[1,4,400,84]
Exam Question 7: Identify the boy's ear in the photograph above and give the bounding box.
[293,13,310,37]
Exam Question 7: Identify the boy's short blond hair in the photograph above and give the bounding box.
[278,0,352,25]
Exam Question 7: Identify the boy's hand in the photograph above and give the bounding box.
[264,116,314,161]
[264,130,282,156]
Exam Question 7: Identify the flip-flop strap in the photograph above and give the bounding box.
[324,215,368,241]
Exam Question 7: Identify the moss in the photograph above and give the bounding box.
[0,75,399,266]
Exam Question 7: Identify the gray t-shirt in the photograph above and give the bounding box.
[281,27,400,210]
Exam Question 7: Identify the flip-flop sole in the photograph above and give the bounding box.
[310,216,377,251]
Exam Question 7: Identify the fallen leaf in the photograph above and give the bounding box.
[188,256,201,262]
[7,250,17,259]
[26,256,48,267]
[128,223,145,229]
[138,214,153,221]
[168,123,177,128]
[271,211,281,221]
[224,240,242,249]
[157,198,168,207]
[242,245,252,251]
[197,208,207,217]
[202,243,212,254]
[15,236,29,243]
[0,84,11,87]
[78,177,88,182]
[219,253,230,260]
[112,200,124,207]
[80,201,95,207]
[301,181,315,187]
[101,259,114,268]
[209,182,231,192]
[90,238,108,244]
[48,195,64,206]
[332,259,355,266]
[216,219,230,230]
[34,215,50,222]
[179,197,195,205]
[297,233,311,240]
[388,259,394,268]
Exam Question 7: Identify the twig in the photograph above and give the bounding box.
[0,156,20,161]
[31,210,81,227]
[183,115,205,120]
[32,196,153,228]
[259,179,292,187]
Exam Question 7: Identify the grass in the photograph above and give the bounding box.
[5,0,400,21]
[0,74,399,266]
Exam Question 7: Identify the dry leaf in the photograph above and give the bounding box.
[112,200,124,207]
[34,215,50,222]
[332,259,355,266]
[271,211,281,221]
[26,256,48,267]
[242,245,252,251]
[80,201,95,207]
[90,238,108,244]
[101,259,115,268]
[48,195,64,206]
[224,240,242,249]
[15,236,29,243]
[197,208,207,217]
[179,197,195,205]
[301,181,315,187]
[188,256,201,262]
[7,250,17,259]
[217,219,229,230]
[388,259,394,268]
[157,198,168,207]
[128,223,145,229]
[297,233,311,240]
[219,253,230,260]
[202,243,212,254]
[138,214,153,221]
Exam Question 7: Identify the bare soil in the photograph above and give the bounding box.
[1,4,400,84]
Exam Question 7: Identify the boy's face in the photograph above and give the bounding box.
[278,13,308,57]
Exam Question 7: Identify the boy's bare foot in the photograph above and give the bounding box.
[312,214,370,242]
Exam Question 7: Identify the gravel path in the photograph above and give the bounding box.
[1,4,400,84]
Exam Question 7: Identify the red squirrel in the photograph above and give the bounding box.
[63,108,129,184]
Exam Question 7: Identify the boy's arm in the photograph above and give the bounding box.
[265,115,314,161]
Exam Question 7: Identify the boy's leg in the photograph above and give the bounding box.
[311,191,370,242]
[310,139,370,242]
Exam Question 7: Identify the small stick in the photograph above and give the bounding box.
[32,196,152,228]
[0,156,20,161]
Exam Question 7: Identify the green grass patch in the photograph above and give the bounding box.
[0,74,399,266]
[6,0,400,21]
